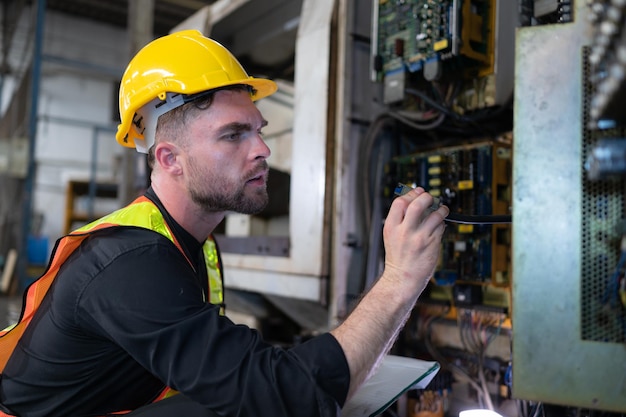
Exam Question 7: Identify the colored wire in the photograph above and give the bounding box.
[422,312,490,409]
[456,309,507,412]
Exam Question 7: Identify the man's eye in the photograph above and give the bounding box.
[225,132,242,141]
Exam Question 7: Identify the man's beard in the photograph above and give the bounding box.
[187,158,269,215]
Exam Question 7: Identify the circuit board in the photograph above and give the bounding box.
[375,0,494,77]
[386,141,511,308]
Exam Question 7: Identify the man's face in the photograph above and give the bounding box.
[182,89,270,215]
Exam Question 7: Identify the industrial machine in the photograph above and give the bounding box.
[353,1,518,414]
[360,0,626,414]
[7,0,623,414]
[513,0,626,413]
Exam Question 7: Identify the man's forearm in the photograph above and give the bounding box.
[330,187,448,400]
[330,270,421,399]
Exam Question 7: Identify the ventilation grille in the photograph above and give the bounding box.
[581,46,626,343]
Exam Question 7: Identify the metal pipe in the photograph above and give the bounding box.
[36,115,117,223]
[41,54,122,79]
[87,126,117,219]
[19,0,46,286]
[39,114,116,131]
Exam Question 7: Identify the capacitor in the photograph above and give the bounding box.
[586,138,626,180]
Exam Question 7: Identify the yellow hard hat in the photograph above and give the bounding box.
[116,30,278,153]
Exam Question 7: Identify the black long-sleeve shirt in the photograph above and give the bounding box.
[0,189,349,416]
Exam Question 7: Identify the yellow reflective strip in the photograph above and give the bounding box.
[2,323,16,333]
[203,239,224,309]
[163,389,179,399]
[74,199,223,309]
[74,201,174,243]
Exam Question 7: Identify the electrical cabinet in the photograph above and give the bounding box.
[513,1,626,412]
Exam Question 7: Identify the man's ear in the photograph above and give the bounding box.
[154,142,183,175]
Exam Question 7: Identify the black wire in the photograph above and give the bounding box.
[388,110,446,130]
[356,115,395,293]
[404,87,514,139]
[446,213,512,225]
[405,87,462,121]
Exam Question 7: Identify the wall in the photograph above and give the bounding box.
[27,9,128,242]
[16,8,300,249]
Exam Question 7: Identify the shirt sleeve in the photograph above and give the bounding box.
[75,233,350,417]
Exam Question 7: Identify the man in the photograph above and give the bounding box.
[0,30,448,416]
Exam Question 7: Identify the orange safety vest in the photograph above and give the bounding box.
[0,195,224,416]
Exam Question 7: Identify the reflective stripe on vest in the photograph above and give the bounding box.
[0,195,223,375]
[74,195,223,306]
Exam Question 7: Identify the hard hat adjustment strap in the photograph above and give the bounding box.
[134,93,185,154]
[132,85,255,154]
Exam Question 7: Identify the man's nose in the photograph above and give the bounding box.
[253,134,271,160]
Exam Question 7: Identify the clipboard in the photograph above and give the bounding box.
[341,355,440,417]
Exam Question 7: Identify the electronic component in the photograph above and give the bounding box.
[373,0,517,109]
[394,182,512,225]
[386,141,512,309]
[534,0,572,23]
[585,138,626,180]
[393,183,441,211]
[453,283,483,306]
[375,0,493,76]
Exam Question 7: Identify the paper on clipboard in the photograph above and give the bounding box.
[341,355,440,417]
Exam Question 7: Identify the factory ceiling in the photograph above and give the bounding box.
[42,0,217,37]
[13,0,300,81]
